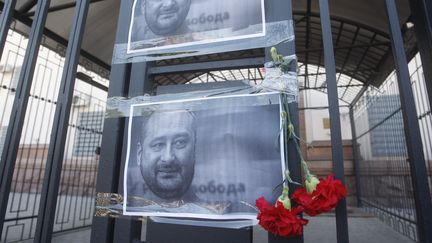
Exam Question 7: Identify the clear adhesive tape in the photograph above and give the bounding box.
[112,20,294,64]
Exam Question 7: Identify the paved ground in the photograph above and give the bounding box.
[297,216,412,243]
[3,193,94,243]
[43,212,414,243]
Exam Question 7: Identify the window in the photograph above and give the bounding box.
[367,95,406,157]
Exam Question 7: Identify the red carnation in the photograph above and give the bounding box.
[292,175,347,216]
[256,197,308,237]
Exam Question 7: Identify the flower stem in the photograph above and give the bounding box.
[281,93,313,180]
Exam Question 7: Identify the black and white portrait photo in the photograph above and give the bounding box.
[123,93,285,219]
[127,0,265,53]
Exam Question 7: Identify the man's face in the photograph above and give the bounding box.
[142,0,191,35]
[138,111,195,200]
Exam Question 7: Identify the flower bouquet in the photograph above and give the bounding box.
[255,48,347,238]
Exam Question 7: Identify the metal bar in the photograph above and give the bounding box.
[0,2,110,72]
[112,61,152,243]
[313,50,323,87]
[90,63,130,242]
[301,88,351,106]
[299,105,350,111]
[90,1,133,242]
[334,27,360,84]
[3,215,37,222]
[349,85,367,107]
[321,26,360,89]
[327,21,345,91]
[360,199,418,224]
[0,0,17,58]
[305,0,311,88]
[13,14,111,72]
[295,15,307,24]
[334,22,345,47]
[320,27,360,89]
[17,0,37,14]
[287,42,391,55]
[356,107,402,139]
[21,0,105,17]
[318,1,349,242]
[385,1,432,242]
[0,0,51,239]
[349,106,362,206]
[340,33,377,99]
[293,11,390,38]
[208,72,225,81]
[409,0,432,115]
[266,0,302,243]
[308,84,365,90]
[113,131,142,243]
[76,72,108,92]
[33,0,90,242]
[304,38,373,53]
[226,69,237,80]
[148,57,265,75]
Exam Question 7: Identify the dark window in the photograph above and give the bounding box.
[367,95,406,157]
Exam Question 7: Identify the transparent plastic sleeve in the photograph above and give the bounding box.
[256,55,298,103]
[105,65,299,120]
[106,86,253,119]
[94,193,257,228]
[97,92,289,229]
[113,20,294,64]
[123,92,285,223]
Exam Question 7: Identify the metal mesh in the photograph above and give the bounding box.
[0,30,108,242]
[353,53,431,242]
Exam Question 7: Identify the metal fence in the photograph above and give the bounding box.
[353,53,431,241]
[0,30,107,242]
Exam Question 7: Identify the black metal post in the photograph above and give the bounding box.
[90,1,133,242]
[268,100,302,243]
[0,0,51,238]
[318,0,350,242]
[349,106,362,207]
[385,1,432,242]
[148,58,265,75]
[408,0,432,110]
[265,0,302,242]
[90,64,130,243]
[33,0,90,242]
[112,62,152,243]
[0,0,17,58]
[112,131,142,243]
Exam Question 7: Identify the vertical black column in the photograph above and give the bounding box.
[33,1,90,242]
[0,0,51,238]
[0,0,17,58]
[409,0,432,109]
[90,1,133,242]
[129,63,153,97]
[318,0,349,242]
[265,0,302,242]
[349,107,362,207]
[385,1,432,242]
[112,62,152,243]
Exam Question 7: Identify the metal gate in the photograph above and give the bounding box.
[352,53,432,241]
[0,29,107,242]
[0,0,432,243]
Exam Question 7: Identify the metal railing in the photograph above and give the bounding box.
[352,53,431,241]
[0,30,107,242]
